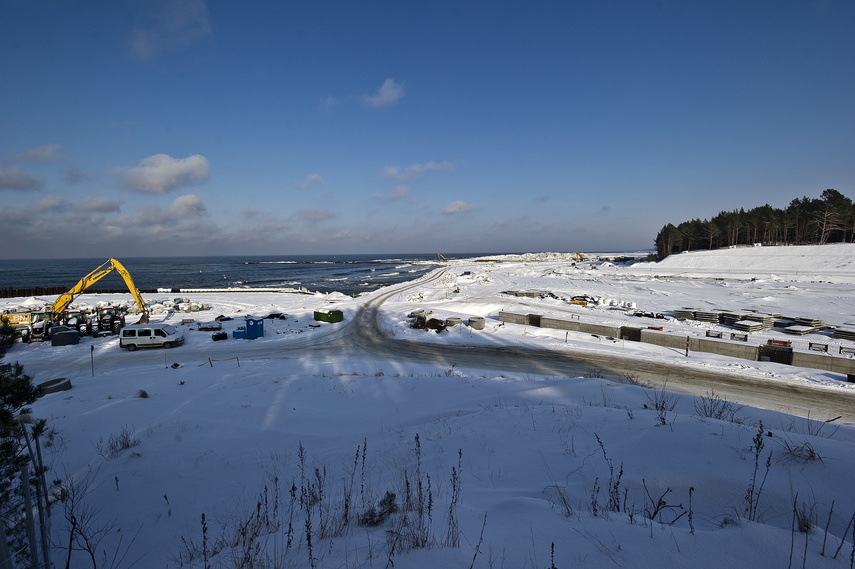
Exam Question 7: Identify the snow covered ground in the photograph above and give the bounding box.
[5,244,855,568]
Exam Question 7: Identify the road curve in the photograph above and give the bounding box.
[338,268,855,423]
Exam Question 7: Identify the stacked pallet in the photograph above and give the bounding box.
[832,327,855,341]
[674,308,697,320]
[784,325,818,336]
[781,317,825,335]
[734,320,767,332]
[744,313,775,328]
[794,317,826,328]
[694,310,720,324]
[719,312,749,326]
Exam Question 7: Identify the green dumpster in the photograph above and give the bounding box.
[314,310,344,323]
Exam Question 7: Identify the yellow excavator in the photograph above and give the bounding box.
[3,259,149,341]
[18,259,150,341]
[49,258,150,325]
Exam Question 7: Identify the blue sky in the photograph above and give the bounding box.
[1,1,853,258]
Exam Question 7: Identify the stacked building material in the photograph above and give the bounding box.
[832,327,855,341]
[694,310,720,324]
[794,316,826,328]
[784,325,818,336]
[734,320,767,332]
[673,308,697,320]
[744,313,775,328]
[719,312,749,326]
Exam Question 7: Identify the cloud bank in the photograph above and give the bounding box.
[119,154,211,193]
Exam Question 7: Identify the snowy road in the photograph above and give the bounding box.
[12,265,855,423]
[325,267,855,423]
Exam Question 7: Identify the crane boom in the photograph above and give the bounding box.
[50,258,150,324]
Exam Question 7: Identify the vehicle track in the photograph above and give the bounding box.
[340,268,855,423]
[24,267,855,423]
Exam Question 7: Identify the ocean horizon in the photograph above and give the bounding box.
[0,253,488,297]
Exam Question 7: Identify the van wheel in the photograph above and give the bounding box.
[127,344,137,352]
[163,342,172,349]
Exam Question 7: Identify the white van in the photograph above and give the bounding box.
[120,324,184,351]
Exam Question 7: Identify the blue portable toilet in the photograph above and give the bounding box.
[245,316,264,339]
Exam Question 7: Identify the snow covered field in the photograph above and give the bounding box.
[5,244,855,568]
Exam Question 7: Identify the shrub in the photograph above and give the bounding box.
[94,425,141,459]
[694,390,743,423]
[358,491,398,526]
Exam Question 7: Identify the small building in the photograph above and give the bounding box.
[245,317,264,339]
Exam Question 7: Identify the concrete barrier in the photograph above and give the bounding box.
[640,329,686,349]
[539,316,620,337]
[792,351,855,375]
[498,310,855,375]
[498,312,528,325]
[540,316,583,332]
[694,337,759,360]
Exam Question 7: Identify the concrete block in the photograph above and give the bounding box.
[694,337,759,360]
[498,312,528,325]
[540,316,583,332]
[792,351,855,375]
[640,329,686,349]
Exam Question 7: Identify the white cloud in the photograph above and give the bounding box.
[73,196,123,213]
[30,195,67,213]
[119,153,210,193]
[362,78,404,108]
[0,166,42,191]
[170,194,208,218]
[383,161,454,183]
[301,174,325,189]
[441,200,477,215]
[391,185,410,199]
[128,0,213,61]
[12,144,64,163]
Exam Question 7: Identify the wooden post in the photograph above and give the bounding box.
[685,336,690,357]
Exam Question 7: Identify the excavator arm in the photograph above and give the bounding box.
[50,258,150,324]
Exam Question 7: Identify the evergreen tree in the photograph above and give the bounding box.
[0,362,41,566]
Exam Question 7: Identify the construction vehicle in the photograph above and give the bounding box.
[437,253,448,262]
[1,310,50,342]
[26,259,150,341]
[572,252,586,262]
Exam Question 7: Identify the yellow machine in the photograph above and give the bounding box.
[572,252,586,262]
[48,258,150,325]
[437,253,448,262]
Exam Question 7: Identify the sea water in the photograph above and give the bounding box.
[0,253,482,297]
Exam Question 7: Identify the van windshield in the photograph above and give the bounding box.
[162,325,177,335]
